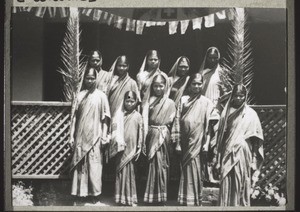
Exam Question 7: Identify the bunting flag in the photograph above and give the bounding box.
[169,21,179,35]
[26,7,33,12]
[216,10,226,19]
[100,11,109,24]
[192,17,203,30]
[12,7,231,35]
[82,8,93,17]
[107,13,114,25]
[114,16,124,29]
[156,21,166,26]
[93,9,102,21]
[58,7,68,18]
[204,14,215,28]
[126,18,136,31]
[47,7,56,18]
[146,21,156,27]
[180,20,189,34]
[35,7,46,18]
[136,20,146,34]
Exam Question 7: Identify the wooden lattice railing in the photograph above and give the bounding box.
[254,105,286,190]
[11,101,72,179]
[11,101,286,189]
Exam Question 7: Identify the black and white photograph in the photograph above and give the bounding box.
[5,0,294,210]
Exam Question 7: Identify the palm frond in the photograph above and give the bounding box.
[56,7,84,102]
[221,8,255,103]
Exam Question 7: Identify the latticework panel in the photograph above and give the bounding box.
[253,105,286,190]
[11,102,287,190]
[12,102,72,178]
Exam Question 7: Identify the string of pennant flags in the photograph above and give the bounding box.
[12,7,234,35]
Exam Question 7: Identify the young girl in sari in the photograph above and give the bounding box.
[142,74,176,205]
[109,91,143,206]
[69,67,111,206]
[173,73,217,206]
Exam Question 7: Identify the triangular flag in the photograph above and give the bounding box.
[114,16,124,29]
[47,7,56,18]
[156,21,166,26]
[169,21,179,35]
[192,17,202,30]
[93,9,102,21]
[204,14,215,28]
[216,10,226,19]
[35,7,46,18]
[146,21,156,27]
[180,20,189,34]
[136,20,146,34]
[126,18,136,31]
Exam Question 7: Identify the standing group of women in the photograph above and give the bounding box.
[68,47,264,207]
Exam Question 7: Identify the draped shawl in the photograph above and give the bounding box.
[70,89,111,170]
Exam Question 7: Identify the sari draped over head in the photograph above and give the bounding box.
[95,67,111,95]
[70,88,111,197]
[198,47,224,110]
[106,56,140,116]
[136,55,170,100]
[108,97,143,165]
[168,56,190,105]
[216,90,264,206]
[141,73,176,203]
[173,92,216,206]
[108,98,143,206]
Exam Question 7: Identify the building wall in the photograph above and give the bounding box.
[10,8,287,104]
[11,13,44,101]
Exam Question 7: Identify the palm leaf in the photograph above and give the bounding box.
[57,7,85,102]
[56,8,87,143]
[220,8,255,104]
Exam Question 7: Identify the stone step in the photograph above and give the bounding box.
[202,187,219,206]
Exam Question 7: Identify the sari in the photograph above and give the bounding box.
[216,94,264,206]
[70,89,111,197]
[96,68,111,95]
[109,103,143,205]
[142,75,176,203]
[106,57,140,117]
[173,94,215,205]
[198,47,224,111]
[168,56,190,106]
[136,56,169,100]
[167,56,190,184]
